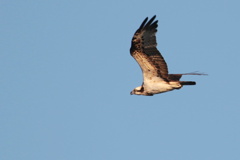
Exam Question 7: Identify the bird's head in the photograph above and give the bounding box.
[130,86,153,96]
[130,86,143,95]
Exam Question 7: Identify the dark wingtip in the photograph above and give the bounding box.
[151,15,156,21]
[145,15,157,27]
[138,15,157,31]
[138,17,148,30]
[187,71,208,76]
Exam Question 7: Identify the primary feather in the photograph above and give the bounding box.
[130,16,206,96]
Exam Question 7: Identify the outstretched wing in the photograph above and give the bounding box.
[130,15,168,82]
[168,72,208,81]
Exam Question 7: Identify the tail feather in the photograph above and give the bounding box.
[180,81,196,85]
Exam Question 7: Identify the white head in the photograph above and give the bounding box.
[130,86,153,96]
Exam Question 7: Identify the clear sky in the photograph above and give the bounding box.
[1,0,240,160]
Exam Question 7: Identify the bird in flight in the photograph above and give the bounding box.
[130,15,206,96]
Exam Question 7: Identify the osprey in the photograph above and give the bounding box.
[130,15,205,96]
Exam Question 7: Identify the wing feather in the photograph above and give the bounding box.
[130,15,168,82]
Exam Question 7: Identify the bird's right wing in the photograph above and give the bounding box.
[130,16,169,83]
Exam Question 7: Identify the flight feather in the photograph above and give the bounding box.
[130,15,168,81]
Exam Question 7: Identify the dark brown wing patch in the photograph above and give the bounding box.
[168,74,183,81]
[168,73,207,81]
[130,15,168,81]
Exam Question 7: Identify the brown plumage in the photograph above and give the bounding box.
[130,15,168,81]
[130,15,206,96]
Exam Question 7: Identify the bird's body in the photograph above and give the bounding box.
[130,15,205,96]
[133,81,180,96]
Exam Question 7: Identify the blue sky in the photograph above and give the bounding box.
[1,0,240,160]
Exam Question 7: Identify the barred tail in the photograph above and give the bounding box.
[180,81,196,85]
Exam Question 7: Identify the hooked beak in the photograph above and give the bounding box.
[130,91,133,95]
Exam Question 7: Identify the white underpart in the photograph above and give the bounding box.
[143,77,182,94]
